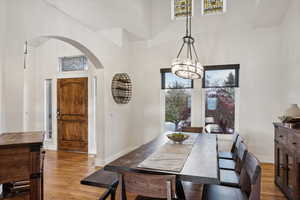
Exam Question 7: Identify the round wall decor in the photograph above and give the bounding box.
[111,73,132,104]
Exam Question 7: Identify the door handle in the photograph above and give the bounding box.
[57,111,60,120]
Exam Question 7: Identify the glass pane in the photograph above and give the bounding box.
[164,72,193,89]
[60,56,87,72]
[203,0,226,15]
[174,0,192,19]
[165,89,191,131]
[44,79,53,139]
[205,88,235,134]
[205,69,236,87]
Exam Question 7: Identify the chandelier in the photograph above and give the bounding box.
[171,0,203,79]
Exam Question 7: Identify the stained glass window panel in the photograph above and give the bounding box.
[202,0,226,16]
[59,56,87,72]
[172,0,193,19]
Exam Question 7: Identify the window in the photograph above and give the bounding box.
[44,79,53,140]
[161,69,193,131]
[171,0,193,20]
[203,65,239,134]
[201,0,227,16]
[59,55,87,72]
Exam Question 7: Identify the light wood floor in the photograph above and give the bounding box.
[44,150,287,200]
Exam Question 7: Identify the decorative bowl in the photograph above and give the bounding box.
[167,133,189,143]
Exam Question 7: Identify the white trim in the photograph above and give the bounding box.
[256,154,274,164]
[56,73,88,79]
[42,72,97,155]
[95,145,140,167]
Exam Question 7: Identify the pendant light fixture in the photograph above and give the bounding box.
[171,0,203,79]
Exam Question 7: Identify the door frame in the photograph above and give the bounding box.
[44,73,97,154]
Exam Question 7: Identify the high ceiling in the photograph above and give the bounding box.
[43,0,290,40]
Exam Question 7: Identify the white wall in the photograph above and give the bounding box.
[281,0,300,106]
[0,0,7,133]
[130,0,285,162]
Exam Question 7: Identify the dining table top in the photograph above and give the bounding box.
[104,132,220,184]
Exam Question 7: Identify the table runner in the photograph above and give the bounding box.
[137,134,198,172]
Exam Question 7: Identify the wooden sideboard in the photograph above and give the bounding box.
[0,132,44,200]
[274,123,300,200]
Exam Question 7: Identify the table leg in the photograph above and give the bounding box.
[176,180,186,200]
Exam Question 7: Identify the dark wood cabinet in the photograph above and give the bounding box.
[274,123,300,200]
[0,132,44,200]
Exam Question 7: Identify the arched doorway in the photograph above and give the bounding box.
[23,36,105,155]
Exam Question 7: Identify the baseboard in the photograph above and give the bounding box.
[95,145,140,167]
[44,142,57,151]
[256,154,274,164]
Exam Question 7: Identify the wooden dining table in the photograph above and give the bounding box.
[104,132,220,185]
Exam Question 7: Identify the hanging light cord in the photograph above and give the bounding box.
[176,0,199,62]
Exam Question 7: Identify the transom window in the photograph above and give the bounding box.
[59,55,88,72]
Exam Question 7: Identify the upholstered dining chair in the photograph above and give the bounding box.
[219,135,245,171]
[181,127,203,133]
[219,142,248,187]
[202,152,261,200]
[119,171,180,200]
[218,132,239,160]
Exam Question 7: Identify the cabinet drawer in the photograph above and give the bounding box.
[293,134,300,153]
[275,127,288,144]
[0,147,31,184]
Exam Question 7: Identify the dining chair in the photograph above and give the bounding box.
[219,142,248,187]
[218,132,239,160]
[202,152,261,200]
[219,136,245,171]
[119,171,179,200]
[181,127,203,133]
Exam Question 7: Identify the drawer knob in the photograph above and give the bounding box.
[279,135,283,138]
[293,142,297,145]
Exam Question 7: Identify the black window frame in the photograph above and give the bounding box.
[160,68,194,89]
[202,64,240,88]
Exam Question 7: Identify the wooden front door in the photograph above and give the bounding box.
[57,78,88,153]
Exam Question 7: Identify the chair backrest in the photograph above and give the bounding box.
[239,152,261,200]
[120,172,176,200]
[232,135,244,159]
[181,127,203,133]
[235,142,248,173]
[230,132,239,153]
